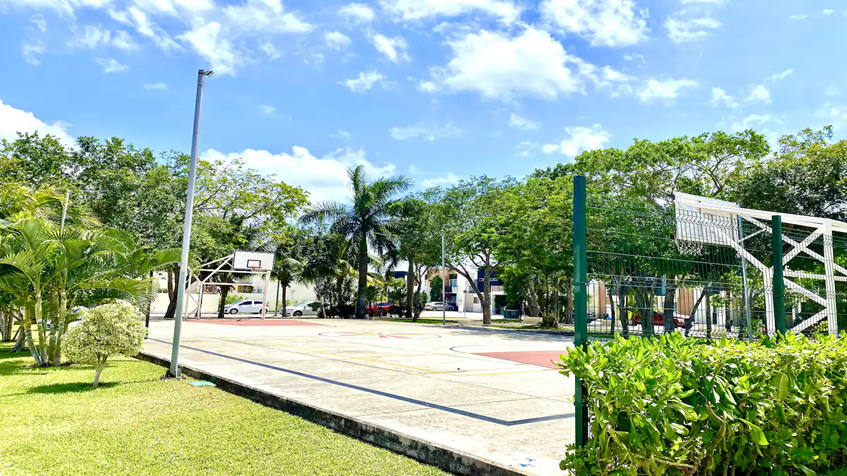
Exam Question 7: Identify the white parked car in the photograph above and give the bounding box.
[223,300,267,315]
[286,301,320,317]
[424,302,457,311]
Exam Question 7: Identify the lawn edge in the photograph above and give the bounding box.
[135,351,532,476]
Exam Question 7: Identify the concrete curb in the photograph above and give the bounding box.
[136,351,532,476]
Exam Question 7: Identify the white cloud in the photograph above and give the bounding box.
[338,2,376,23]
[179,22,239,75]
[259,41,283,59]
[541,0,649,47]
[202,146,397,204]
[710,87,738,108]
[637,78,697,102]
[732,114,775,131]
[509,113,539,130]
[122,7,180,52]
[421,26,591,102]
[515,141,539,157]
[766,69,793,81]
[333,130,351,139]
[542,124,610,157]
[816,103,847,129]
[31,14,47,32]
[95,57,129,73]
[70,24,111,48]
[0,99,74,145]
[745,84,771,104]
[665,14,721,43]
[324,31,352,50]
[112,30,138,50]
[22,42,45,65]
[389,123,460,141]
[372,33,410,63]
[341,70,387,92]
[822,9,834,15]
[421,173,460,188]
[380,0,522,24]
[789,14,807,21]
[259,105,277,116]
[143,82,168,90]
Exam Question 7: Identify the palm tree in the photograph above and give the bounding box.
[300,166,411,319]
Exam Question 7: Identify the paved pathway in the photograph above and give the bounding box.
[144,318,576,475]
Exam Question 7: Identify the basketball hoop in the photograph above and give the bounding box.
[675,237,703,256]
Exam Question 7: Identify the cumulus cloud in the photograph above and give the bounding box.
[202,146,397,204]
[338,2,376,23]
[710,87,738,108]
[745,85,771,104]
[665,14,721,43]
[95,57,129,73]
[767,69,793,81]
[420,26,592,102]
[22,42,45,65]
[508,113,539,130]
[420,173,461,188]
[637,78,698,102]
[542,124,611,157]
[372,33,410,63]
[0,99,74,145]
[380,0,522,24]
[389,123,460,141]
[341,70,387,92]
[324,31,352,50]
[541,0,649,47]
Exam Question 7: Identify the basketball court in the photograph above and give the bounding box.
[143,318,575,475]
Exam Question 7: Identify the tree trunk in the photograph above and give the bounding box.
[563,278,574,325]
[281,284,288,317]
[482,265,492,325]
[607,284,616,334]
[23,308,42,366]
[217,286,230,319]
[0,309,13,342]
[705,292,712,339]
[663,284,677,334]
[12,326,25,352]
[164,267,178,320]
[407,259,415,321]
[619,285,629,337]
[635,288,654,337]
[275,280,281,316]
[526,278,540,317]
[686,286,709,337]
[356,235,369,319]
[93,358,106,388]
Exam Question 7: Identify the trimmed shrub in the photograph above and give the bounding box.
[559,332,847,475]
[64,303,146,388]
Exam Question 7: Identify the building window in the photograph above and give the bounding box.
[473,297,479,304]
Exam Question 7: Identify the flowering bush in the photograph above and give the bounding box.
[64,303,146,388]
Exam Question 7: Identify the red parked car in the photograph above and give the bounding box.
[633,311,686,328]
[367,302,394,316]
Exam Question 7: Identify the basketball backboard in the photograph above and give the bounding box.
[233,251,275,271]
[674,193,740,246]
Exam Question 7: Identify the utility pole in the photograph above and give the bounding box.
[168,69,214,378]
[442,233,446,326]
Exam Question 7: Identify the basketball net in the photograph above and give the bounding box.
[675,238,703,256]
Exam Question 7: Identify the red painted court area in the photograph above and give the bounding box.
[184,318,325,327]
[475,350,569,369]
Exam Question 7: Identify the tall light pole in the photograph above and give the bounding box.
[442,233,446,326]
[168,69,213,378]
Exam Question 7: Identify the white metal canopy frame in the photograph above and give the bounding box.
[675,193,844,336]
[184,251,275,319]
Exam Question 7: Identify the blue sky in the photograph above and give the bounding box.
[1,0,845,203]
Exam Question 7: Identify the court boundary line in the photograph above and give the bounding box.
[150,338,573,426]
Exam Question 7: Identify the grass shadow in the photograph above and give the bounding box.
[26,381,120,394]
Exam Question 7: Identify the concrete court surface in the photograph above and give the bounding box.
[143,318,576,475]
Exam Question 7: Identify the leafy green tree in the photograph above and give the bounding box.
[64,303,146,388]
[431,177,512,325]
[300,166,411,319]
[390,198,441,319]
[429,276,443,303]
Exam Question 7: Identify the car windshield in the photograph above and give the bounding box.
[231,300,247,305]
[293,301,312,307]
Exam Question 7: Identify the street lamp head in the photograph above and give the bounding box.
[198,69,215,77]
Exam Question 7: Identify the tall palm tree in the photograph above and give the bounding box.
[300,166,411,319]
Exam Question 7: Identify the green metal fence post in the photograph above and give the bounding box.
[573,175,589,448]
[772,215,787,335]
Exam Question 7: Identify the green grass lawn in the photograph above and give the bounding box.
[0,344,449,476]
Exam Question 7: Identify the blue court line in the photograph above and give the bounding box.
[151,338,573,426]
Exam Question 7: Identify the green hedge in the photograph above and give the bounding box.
[559,333,847,475]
